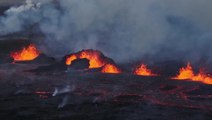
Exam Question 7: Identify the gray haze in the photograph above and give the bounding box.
[0,0,212,64]
[0,0,24,6]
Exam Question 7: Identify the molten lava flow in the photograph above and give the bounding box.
[10,44,40,61]
[173,63,212,85]
[79,51,105,68]
[66,50,107,68]
[134,64,157,76]
[101,64,121,74]
[66,54,77,65]
[174,63,194,80]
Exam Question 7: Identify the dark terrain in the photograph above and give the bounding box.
[0,62,212,120]
[0,4,212,120]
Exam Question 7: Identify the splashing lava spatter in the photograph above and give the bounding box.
[101,64,121,74]
[173,63,212,85]
[10,44,40,61]
[66,50,108,68]
[134,64,157,76]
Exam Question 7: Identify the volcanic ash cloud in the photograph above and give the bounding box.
[0,0,212,64]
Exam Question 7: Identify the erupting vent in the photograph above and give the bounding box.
[66,49,110,68]
[10,44,40,62]
[1,38,212,86]
[134,64,157,76]
[1,0,212,119]
[173,63,212,85]
[101,64,121,74]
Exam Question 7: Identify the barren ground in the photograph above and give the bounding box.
[0,63,211,120]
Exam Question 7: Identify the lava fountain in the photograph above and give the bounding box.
[10,44,40,62]
[66,50,109,68]
[173,63,212,85]
[134,64,157,76]
[101,64,121,74]
[66,54,77,65]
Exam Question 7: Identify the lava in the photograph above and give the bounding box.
[34,91,51,95]
[134,64,157,76]
[173,63,212,85]
[173,63,194,80]
[101,64,121,74]
[66,54,77,65]
[79,50,106,68]
[66,50,108,68]
[34,91,51,99]
[10,44,40,61]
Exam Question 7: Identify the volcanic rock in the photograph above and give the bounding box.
[0,55,13,64]
[63,49,116,67]
[69,58,89,70]
[27,62,67,73]
[14,54,56,64]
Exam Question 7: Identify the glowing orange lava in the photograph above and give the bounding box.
[10,44,40,61]
[66,54,77,65]
[173,63,212,85]
[101,64,121,74]
[134,64,157,76]
[79,51,105,68]
[66,50,107,68]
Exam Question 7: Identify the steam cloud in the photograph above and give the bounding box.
[0,0,212,64]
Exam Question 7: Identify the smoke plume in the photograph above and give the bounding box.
[0,0,212,64]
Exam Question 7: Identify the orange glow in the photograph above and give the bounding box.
[173,63,212,85]
[134,64,157,76]
[173,63,194,80]
[101,64,121,74]
[79,51,105,68]
[66,54,77,65]
[10,44,40,61]
[66,50,107,68]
